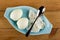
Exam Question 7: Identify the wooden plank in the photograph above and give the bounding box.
[45,11,60,28]
[0,0,60,11]
[0,0,60,40]
[0,28,60,40]
[53,29,60,40]
[49,28,58,38]
[0,28,23,37]
[48,29,60,40]
[0,28,49,40]
[0,12,13,28]
[0,11,60,28]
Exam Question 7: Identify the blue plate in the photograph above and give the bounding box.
[4,6,53,35]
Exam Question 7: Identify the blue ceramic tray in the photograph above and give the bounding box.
[4,6,53,35]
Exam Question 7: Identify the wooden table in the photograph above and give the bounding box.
[0,0,60,40]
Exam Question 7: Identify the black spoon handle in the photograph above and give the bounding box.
[26,15,39,37]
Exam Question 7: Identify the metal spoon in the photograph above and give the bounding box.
[26,6,45,37]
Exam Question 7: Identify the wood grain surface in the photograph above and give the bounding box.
[0,0,60,40]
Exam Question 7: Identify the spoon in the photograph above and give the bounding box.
[26,6,45,37]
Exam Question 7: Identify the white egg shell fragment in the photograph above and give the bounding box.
[27,24,40,32]
[10,9,23,21]
[17,18,29,29]
[27,17,45,32]
[34,17,45,30]
[29,10,37,23]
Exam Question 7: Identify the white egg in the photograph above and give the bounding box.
[26,17,45,32]
[34,17,45,30]
[10,9,23,21]
[17,18,29,29]
[29,10,37,23]
[26,24,40,32]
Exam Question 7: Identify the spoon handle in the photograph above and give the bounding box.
[26,16,39,37]
[26,6,45,37]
